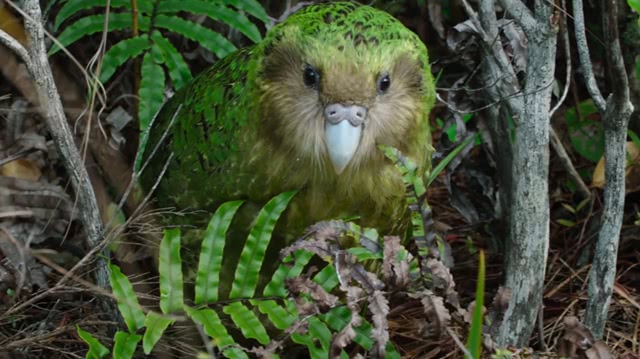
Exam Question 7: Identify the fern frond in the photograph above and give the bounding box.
[154,15,236,59]
[108,263,145,332]
[291,317,333,359]
[195,200,244,305]
[223,302,270,344]
[50,13,144,55]
[158,228,183,314]
[142,311,174,354]
[113,331,141,359]
[312,264,339,292]
[157,0,262,43]
[323,307,374,350]
[229,191,296,299]
[77,326,110,359]
[151,31,192,90]
[262,250,313,297]
[138,50,166,133]
[185,307,248,359]
[224,0,270,24]
[54,0,132,30]
[99,35,151,84]
[253,300,297,330]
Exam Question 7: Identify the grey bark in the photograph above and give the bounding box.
[461,0,557,346]
[496,0,556,346]
[574,0,633,338]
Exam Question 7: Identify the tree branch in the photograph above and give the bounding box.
[0,1,115,315]
[573,0,607,113]
[584,0,634,338]
[498,0,538,34]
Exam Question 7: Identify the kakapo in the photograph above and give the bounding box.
[140,2,435,255]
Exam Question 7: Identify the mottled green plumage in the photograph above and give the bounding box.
[141,2,435,242]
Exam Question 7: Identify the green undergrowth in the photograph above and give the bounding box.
[78,144,489,358]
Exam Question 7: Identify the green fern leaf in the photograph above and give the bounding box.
[230,191,296,299]
[291,317,332,359]
[154,15,236,59]
[108,263,145,332]
[224,0,270,24]
[253,299,297,330]
[142,311,174,354]
[54,0,132,30]
[50,13,142,55]
[222,302,270,344]
[77,326,110,359]
[313,265,339,292]
[185,307,248,359]
[139,50,166,133]
[151,32,192,90]
[323,307,374,350]
[159,228,184,314]
[195,200,244,305]
[99,35,151,85]
[113,331,141,359]
[157,0,261,43]
[263,250,313,297]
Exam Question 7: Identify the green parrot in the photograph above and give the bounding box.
[140,2,435,262]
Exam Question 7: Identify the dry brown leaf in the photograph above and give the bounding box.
[286,276,338,311]
[585,342,613,359]
[369,289,390,356]
[382,235,410,288]
[558,315,614,359]
[592,141,640,191]
[0,159,41,180]
[409,289,451,338]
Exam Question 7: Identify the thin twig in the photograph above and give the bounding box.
[550,128,591,199]
[572,0,606,113]
[445,327,474,359]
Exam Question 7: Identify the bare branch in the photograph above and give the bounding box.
[498,0,538,34]
[549,3,591,200]
[0,30,29,64]
[584,0,634,338]
[573,0,606,113]
[550,128,591,199]
[1,1,115,315]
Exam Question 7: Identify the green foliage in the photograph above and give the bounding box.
[51,0,269,163]
[429,134,476,186]
[142,311,174,354]
[230,191,296,299]
[195,200,245,304]
[628,0,640,25]
[158,228,184,314]
[108,263,145,332]
[564,99,604,163]
[113,331,141,359]
[82,143,470,357]
[467,250,485,359]
[76,326,109,359]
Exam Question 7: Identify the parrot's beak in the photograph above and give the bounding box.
[324,103,366,174]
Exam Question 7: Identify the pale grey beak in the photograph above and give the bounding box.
[324,103,366,174]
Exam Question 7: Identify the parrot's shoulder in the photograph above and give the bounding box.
[140,46,260,211]
[146,46,258,163]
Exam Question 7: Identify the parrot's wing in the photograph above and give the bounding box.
[140,46,255,215]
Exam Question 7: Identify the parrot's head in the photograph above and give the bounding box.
[256,2,434,177]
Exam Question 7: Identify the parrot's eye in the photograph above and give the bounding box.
[377,74,391,94]
[303,65,320,89]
